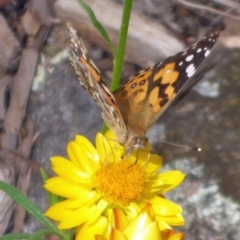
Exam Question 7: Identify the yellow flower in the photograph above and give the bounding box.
[44,131,185,239]
[94,203,184,240]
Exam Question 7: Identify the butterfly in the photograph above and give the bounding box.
[67,23,219,155]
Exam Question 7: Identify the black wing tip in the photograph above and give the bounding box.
[207,31,220,38]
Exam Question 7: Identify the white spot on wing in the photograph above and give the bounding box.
[197,48,202,53]
[204,49,211,57]
[179,61,183,66]
[186,63,195,77]
[186,54,194,62]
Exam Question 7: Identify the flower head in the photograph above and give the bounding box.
[44,131,185,239]
[94,203,184,240]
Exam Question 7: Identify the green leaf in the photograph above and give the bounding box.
[77,0,115,55]
[40,168,48,183]
[69,228,76,240]
[40,168,59,205]
[0,181,55,230]
[0,230,69,240]
[0,233,31,240]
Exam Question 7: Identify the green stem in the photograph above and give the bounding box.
[75,0,133,133]
[102,0,133,133]
[102,0,132,133]
[110,0,133,92]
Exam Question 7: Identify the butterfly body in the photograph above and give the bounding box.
[67,23,219,155]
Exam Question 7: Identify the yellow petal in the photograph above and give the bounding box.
[112,208,129,231]
[50,157,91,185]
[138,222,161,240]
[158,219,172,231]
[142,153,162,174]
[66,141,81,167]
[76,216,109,240]
[95,235,107,240]
[68,141,99,174]
[75,135,100,172]
[124,203,161,240]
[96,132,124,163]
[125,202,142,221]
[59,204,104,229]
[103,130,118,148]
[150,171,185,194]
[45,198,102,223]
[75,135,99,162]
[124,205,152,238]
[156,214,184,226]
[96,132,115,162]
[158,171,185,193]
[44,177,99,200]
[151,196,182,216]
[110,228,128,240]
[45,199,93,221]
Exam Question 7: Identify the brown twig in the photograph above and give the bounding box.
[176,0,240,21]
[211,0,240,13]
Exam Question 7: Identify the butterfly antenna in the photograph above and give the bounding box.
[135,149,139,165]
[143,152,151,169]
[160,140,201,152]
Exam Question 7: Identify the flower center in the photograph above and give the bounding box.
[93,160,147,205]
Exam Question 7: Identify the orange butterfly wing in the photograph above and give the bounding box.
[113,32,219,133]
[67,23,127,138]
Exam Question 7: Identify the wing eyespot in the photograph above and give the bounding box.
[131,83,137,88]
[121,90,128,97]
[140,80,146,85]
